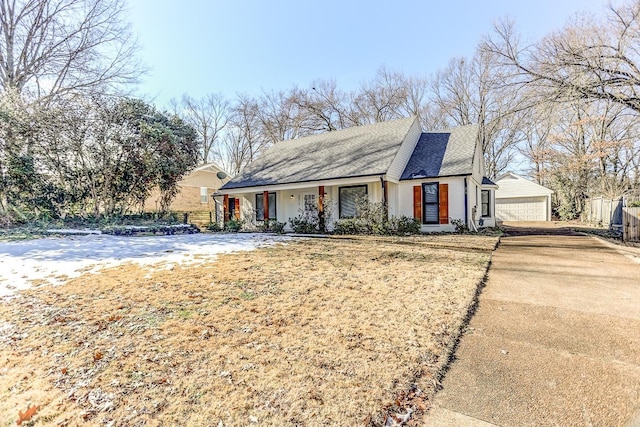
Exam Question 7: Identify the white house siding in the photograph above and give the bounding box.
[479,188,497,227]
[228,178,385,231]
[386,182,399,218]
[397,177,466,232]
[471,141,485,183]
[385,119,422,182]
[229,177,496,232]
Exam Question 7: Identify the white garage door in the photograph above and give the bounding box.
[496,196,547,221]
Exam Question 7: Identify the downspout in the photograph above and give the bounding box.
[380,176,388,219]
[464,177,468,227]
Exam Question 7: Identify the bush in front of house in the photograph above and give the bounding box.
[333,215,420,236]
[289,215,320,234]
[224,218,244,232]
[332,197,421,236]
[332,217,367,235]
[450,218,469,234]
[260,219,286,234]
[386,216,421,235]
[207,222,223,232]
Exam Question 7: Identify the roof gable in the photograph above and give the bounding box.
[191,162,228,175]
[495,172,554,197]
[221,116,418,190]
[400,124,479,179]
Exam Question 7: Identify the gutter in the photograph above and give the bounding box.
[400,172,472,181]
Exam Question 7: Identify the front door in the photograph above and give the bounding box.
[228,197,236,220]
[302,193,316,216]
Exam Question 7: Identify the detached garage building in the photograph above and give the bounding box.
[495,172,554,221]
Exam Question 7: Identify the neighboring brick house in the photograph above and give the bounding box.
[144,162,230,213]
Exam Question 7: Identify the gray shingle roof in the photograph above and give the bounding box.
[400,124,479,180]
[221,116,417,190]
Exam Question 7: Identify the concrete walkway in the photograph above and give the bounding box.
[425,227,640,426]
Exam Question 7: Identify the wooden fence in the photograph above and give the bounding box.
[179,210,214,230]
[583,197,623,228]
[623,206,640,242]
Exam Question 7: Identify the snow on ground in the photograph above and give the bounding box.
[0,233,293,297]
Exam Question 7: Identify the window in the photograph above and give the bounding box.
[200,187,208,204]
[422,183,439,224]
[339,185,367,218]
[255,193,276,220]
[481,190,490,217]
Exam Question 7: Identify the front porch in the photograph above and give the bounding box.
[215,177,388,232]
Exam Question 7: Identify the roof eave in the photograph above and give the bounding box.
[219,173,387,193]
[399,172,472,181]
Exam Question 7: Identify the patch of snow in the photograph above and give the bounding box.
[0,233,293,298]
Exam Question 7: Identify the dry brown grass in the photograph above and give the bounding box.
[0,234,497,426]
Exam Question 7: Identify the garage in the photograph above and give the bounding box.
[495,173,554,221]
[496,196,547,221]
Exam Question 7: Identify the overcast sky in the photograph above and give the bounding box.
[128,0,608,109]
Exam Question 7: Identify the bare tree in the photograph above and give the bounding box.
[291,80,352,133]
[0,0,141,101]
[484,2,640,114]
[180,93,229,164]
[430,51,527,178]
[255,89,305,144]
[353,67,408,124]
[519,100,557,184]
[219,126,250,176]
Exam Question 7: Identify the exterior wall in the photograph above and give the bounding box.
[480,188,497,227]
[397,177,466,232]
[495,174,553,198]
[143,167,229,213]
[386,182,400,218]
[225,180,385,231]
[471,139,485,184]
[467,139,495,228]
[180,170,227,189]
[144,185,216,212]
[224,175,497,232]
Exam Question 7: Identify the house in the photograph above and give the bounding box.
[494,172,554,221]
[144,162,230,214]
[216,116,497,232]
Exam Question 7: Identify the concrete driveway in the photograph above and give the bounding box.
[425,225,640,426]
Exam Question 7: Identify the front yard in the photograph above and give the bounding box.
[0,234,497,426]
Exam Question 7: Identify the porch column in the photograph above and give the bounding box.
[318,185,325,232]
[223,194,229,222]
[263,190,269,220]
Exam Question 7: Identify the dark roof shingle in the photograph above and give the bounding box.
[400,125,479,180]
